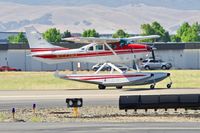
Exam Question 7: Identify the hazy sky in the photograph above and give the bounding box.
[1,0,200,10]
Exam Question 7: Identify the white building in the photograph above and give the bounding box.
[0,43,200,71]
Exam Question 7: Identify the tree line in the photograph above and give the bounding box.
[8,21,200,44]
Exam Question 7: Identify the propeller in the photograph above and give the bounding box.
[150,36,159,61]
[150,45,157,61]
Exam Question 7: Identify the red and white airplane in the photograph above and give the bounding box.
[25,26,172,90]
[25,26,158,65]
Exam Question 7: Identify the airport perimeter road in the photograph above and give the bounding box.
[0,88,200,110]
[0,122,200,133]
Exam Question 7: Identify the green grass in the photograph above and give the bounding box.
[131,70,200,89]
[0,70,199,90]
[0,71,96,90]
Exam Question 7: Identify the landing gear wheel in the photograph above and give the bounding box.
[116,86,123,89]
[167,83,172,88]
[167,76,173,89]
[98,84,106,90]
[150,84,155,89]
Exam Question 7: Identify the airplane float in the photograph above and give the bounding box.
[25,26,172,90]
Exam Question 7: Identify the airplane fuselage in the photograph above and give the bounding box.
[31,43,151,64]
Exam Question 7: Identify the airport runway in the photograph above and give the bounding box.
[0,122,200,133]
[0,88,200,132]
[0,88,200,110]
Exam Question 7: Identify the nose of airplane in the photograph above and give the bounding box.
[129,43,151,51]
[146,45,152,51]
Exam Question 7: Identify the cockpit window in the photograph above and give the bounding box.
[127,40,135,44]
[95,44,103,51]
[119,39,128,47]
[88,46,94,51]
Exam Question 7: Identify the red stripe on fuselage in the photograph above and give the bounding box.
[34,49,149,59]
[66,74,146,80]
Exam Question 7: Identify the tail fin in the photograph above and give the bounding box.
[25,26,60,49]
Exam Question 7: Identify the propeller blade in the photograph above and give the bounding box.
[152,50,156,61]
[150,45,156,60]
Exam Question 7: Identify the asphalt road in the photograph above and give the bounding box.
[0,88,200,110]
[0,88,200,132]
[0,122,200,133]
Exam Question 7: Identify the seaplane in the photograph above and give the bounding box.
[25,26,172,90]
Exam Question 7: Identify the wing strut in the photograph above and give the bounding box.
[95,63,108,74]
[134,60,140,72]
[104,42,122,62]
[104,42,141,72]
[95,63,123,74]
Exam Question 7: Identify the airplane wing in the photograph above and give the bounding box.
[124,35,160,41]
[63,35,160,43]
[63,37,120,43]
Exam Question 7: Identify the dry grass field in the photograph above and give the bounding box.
[0,70,199,90]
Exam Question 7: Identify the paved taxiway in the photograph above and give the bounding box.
[0,88,200,110]
[0,88,200,132]
[0,122,200,133]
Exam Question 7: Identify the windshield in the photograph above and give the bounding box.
[119,40,127,47]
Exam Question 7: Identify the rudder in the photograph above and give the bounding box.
[25,26,60,49]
